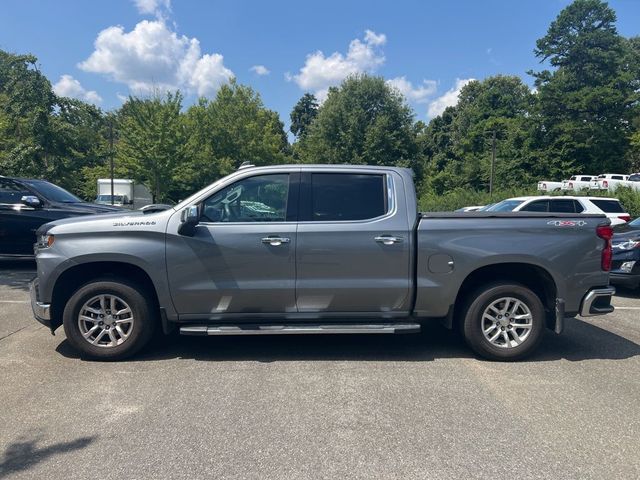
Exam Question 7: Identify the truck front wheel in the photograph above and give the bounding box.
[461,282,545,361]
[62,279,156,361]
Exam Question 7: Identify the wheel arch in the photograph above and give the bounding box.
[453,262,558,330]
[50,261,161,333]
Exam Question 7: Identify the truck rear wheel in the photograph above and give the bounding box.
[62,279,156,361]
[461,282,545,361]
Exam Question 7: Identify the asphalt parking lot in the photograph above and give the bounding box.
[0,259,639,480]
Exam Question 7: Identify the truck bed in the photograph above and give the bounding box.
[414,211,610,319]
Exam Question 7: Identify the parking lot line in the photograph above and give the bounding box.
[0,300,29,304]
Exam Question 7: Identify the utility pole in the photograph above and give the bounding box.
[109,118,114,206]
[489,129,496,200]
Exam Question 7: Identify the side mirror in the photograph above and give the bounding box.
[178,205,200,236]
[21,195,42,208]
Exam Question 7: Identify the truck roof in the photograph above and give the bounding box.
[237,164,413,173]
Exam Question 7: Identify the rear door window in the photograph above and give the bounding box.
[612,175,624,180]
[590,199,625,213]
[549,199,576,213]
[308,173,387,221]
[520,200,549,212]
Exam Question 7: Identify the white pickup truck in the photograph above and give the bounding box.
[626,173,640,191]
[590,174,629,191]
[561,175,596,192]
[537,180,563,192]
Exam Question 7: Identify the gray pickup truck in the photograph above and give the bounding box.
[30,165,615,361]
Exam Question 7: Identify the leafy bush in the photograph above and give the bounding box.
[610,187,640,219]
[418,187,537,212]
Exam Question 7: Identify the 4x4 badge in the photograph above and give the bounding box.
[547,220,587,227]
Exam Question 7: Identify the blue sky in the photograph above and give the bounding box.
[2,0,639,128]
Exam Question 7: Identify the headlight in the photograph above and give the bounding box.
[612,239,640,251]
[37,234,55,249]
[620,261,636,273]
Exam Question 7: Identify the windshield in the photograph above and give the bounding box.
[97,195,124,202]
[485,199,525,212]
[22,180,82,203]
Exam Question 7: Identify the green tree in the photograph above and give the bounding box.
[419,76,537,195]
[297,74,419,174]
[624,36,640,172]
[530,0,635,175]
[0,50,56,178]
[290,93,318,138]
[48,97,110,195]
[0,50,111,195]
[116,92,186,202]
[182,80,290,193]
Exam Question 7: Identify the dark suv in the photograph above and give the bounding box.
[0,176,122,256]
[611,217,640,290]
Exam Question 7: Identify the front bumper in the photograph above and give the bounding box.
[30,279,52,329]
[579,286,615,317]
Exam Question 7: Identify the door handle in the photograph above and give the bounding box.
[261,236,290,246]
[374,235,404,245]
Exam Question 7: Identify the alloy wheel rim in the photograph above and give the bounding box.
[481,296,533,348]
[77,294,134,348]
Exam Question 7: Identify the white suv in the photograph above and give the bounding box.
[485,196,631,225]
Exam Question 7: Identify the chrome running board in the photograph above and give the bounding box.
[180,323,420,336]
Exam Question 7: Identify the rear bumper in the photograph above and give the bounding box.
[30,279,51,328]
[610,273,640,289]
[579,287,615,317]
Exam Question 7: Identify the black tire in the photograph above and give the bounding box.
[63,279,157,361]
[461,282,545,361]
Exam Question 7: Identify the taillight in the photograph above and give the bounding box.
[542,183,547,190]
[602,180,608,188]
[596,225,613,271]
[618,215,631,222]
[568,182,573,189]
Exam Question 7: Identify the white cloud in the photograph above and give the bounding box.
[53,74,102,105]
[427,78,474,118]
[133,0,171,18]
[79,20,233,97]
[386,77,437,103]
[250,65,270,76]
[291,29,387,100]
[364,30,386,46]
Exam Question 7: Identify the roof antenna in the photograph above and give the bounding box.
[238,161,255,170]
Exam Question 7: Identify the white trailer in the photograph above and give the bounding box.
[96,179,152,210]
